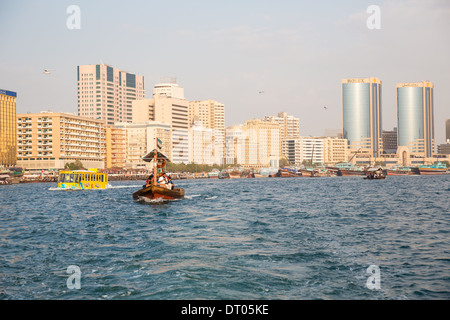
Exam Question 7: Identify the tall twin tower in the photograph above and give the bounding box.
[342,77,434,160]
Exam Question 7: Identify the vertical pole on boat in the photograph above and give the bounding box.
[153,137,158,185]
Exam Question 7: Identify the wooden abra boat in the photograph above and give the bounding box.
[132,148,185,201]
[132,184,185,201]
[364,167,386,180]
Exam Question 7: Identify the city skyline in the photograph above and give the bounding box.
[1,1,449,144]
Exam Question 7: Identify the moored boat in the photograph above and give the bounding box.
[208,169,220,179]
[328,162,365,176]
[386,167,413,176]
[0,174,12,185]
[418,162,447,175]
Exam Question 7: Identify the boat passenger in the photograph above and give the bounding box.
[167,175,175,190]
[158,173,168,188]
[144,173,154,188]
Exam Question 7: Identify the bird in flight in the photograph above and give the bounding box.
[259,91,265,94]
[43,69,52,74]
[323,106,328,110]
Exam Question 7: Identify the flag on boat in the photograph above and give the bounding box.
[157,138,162,149]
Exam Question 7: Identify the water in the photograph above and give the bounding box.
[1,176,449,300]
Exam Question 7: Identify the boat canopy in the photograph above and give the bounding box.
[367,167,383,172]
[142,149,171,162]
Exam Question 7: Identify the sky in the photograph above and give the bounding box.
[1,0,449,144]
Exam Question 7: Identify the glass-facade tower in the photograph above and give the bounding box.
[0,89,17,167]
[342,77,382,158]
[397,82,434,157]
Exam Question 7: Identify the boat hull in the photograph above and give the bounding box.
[364,176,386,180]
[133,185,185,201]
[418,168,446,175]
[339,169,365,176]
[386,170,412,176]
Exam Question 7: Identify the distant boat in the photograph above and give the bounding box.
[364,167,386,180]
[277,167,297,177]
[0,174,12,185]
[228,171,241,179]
[328,163,365,176]
[386,167,412,176]
[418,162,447,175]
[218,170,229,179]
[208,169,219,179]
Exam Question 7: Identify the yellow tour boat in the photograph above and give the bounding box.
[57,168,108,190]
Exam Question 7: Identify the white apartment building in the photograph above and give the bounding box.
[77,64,145,125]
[282,137,324,166]
[189,121,214,165]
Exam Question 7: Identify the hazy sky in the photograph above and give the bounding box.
[1,0,449,144]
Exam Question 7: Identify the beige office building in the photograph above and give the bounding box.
[77,64,145,125]
[226,119,281,168]
[189,99,225,164]
[114,121,171,169]
[132,82,189,164]
[105,126,126,168]
[17,112,106,169]
[323,137,349,165]
[0,89,17,168]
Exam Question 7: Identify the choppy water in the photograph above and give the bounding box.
[1,176,449,300]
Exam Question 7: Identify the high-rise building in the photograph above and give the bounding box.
[0,89,17,167]
[225,119,280,168]
[131,81,189,164]
[342,77,382,158]
[16,112,106,169]
[382,127,398,154]
[114,121,171,169]
[105,126,127,168]
[189,100,225,164]
[263,112,300,140]
[397,81,434,157]
[77,64,145,125]
[153,79,185,100]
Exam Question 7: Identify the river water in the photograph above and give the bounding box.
[1,176,449,300]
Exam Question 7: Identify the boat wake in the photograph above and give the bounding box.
[135,196,181,204]
[108,185,142,189]
[184,194,201,200]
